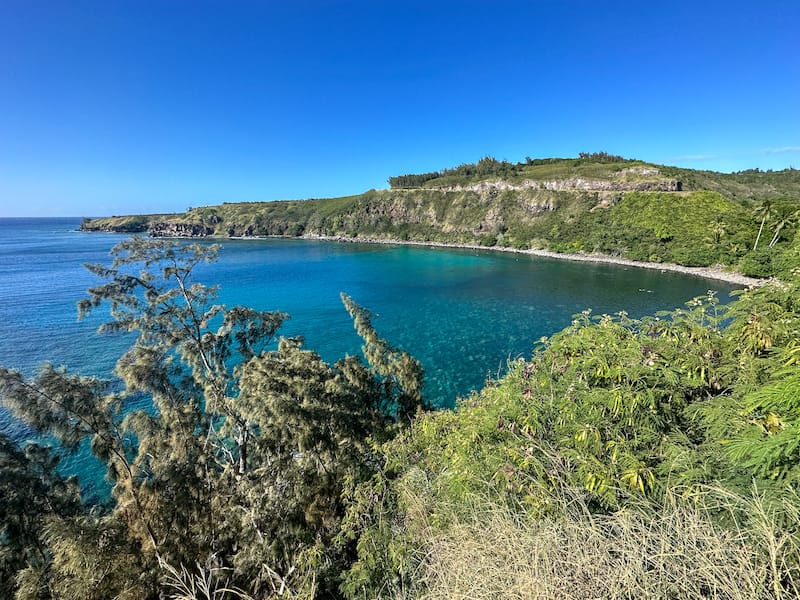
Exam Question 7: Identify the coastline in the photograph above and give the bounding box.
[86,225,765,287]
[295,234,766,287]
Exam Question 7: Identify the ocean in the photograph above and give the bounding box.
[0,217,737,499]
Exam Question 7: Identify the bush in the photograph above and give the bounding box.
[478,234,497,247]
[739,249,775,277]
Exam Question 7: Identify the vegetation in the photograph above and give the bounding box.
[82,155,800,279]
[388,156,522,188]
[340,269,800,599]
[373,485,800,600]
[0,239,426,599]
[5,154,800,598]
[2,234,800,598]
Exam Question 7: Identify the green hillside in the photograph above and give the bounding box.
[82,155,800,278]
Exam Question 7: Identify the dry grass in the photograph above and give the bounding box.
[402,486,800,600]
[158,558,316,600]
[159,559,254,600]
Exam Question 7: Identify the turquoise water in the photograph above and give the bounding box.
[0,218,738,498]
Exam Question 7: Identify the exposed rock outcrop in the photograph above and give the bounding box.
[441,177,681,193]
[149,222,213,238]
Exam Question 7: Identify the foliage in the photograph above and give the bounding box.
[0,436,81,598]
[577,151,628,163]
[662,165,800,201]
[4,224,800,597]
[387,153,635,189]
[0,238,424,599]
[600,190,753,265]
[388,156,520,188]
[387,171,442,189]
[342,271,800,598]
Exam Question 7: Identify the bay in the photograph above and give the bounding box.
[0,217,737,498]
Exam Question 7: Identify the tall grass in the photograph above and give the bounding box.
[398,485,800,600]
[158,558,315,600]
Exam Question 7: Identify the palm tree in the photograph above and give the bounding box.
[753,200,773,250]
[768,209,800,249]
[711,217,727,244]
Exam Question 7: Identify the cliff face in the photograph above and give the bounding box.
[76,167,687,248]
[81,161,691,242]
[81,157,798,271]
[440,174,681,193]
[149,222,214,237]
[79,186,569,241]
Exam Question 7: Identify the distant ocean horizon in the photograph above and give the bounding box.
[0,217,738,499]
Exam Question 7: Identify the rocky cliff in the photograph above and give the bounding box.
[148,222,214,237]
[80,157,800,273]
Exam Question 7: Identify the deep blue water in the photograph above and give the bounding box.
[0,217,738,498]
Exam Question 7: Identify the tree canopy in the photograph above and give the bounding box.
[0,238,425,599]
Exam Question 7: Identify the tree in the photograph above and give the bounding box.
[0,435,82,599]
[0,238,426,598]
[342,293,427,423]
[768,209,800,249]
[753,200,773,250]
[710,216,727,245]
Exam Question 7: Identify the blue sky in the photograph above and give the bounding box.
[1,0,798,217]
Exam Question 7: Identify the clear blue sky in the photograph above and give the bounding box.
[1,0,798,217]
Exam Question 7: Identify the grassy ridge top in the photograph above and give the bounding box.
[391,154,691,189]
[390,153,800,197]
[82,155,800,277]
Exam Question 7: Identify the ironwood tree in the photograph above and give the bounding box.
[0,238,425,599]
